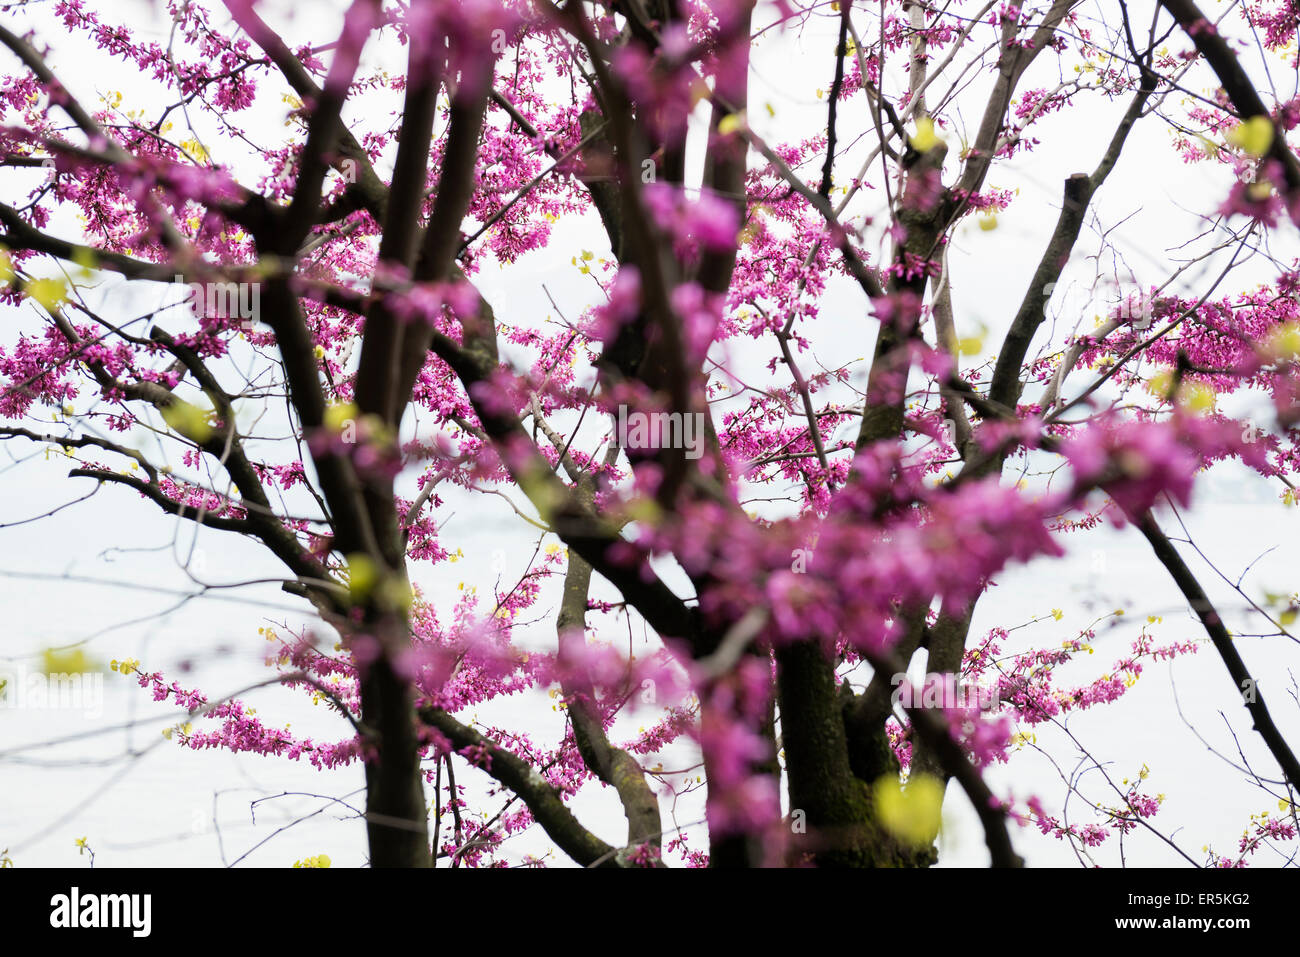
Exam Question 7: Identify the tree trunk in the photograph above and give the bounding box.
[357,615,430,867]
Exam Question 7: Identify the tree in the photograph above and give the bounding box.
[1,0,1298,868]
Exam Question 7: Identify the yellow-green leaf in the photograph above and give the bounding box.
[347,553,378,602]
[875,774,944,847]
[324,402,359,433]
[1227,116,1274,158]
[71,247,99,273]
[25,277,67,312]
[161,400,214,443]
[1147,369,1175,398]
[1264,321,1300,361]
[1177,381,1216,413]
[718,112,747,136]
[40,647,100,675]
[911,116,943,153]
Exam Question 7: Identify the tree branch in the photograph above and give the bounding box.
[419,707,622,867]
[1134,509,1300,791]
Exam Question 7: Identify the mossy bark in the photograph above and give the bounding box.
[777,640,935,867]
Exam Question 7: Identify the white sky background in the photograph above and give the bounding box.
[1,0,1298,867]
